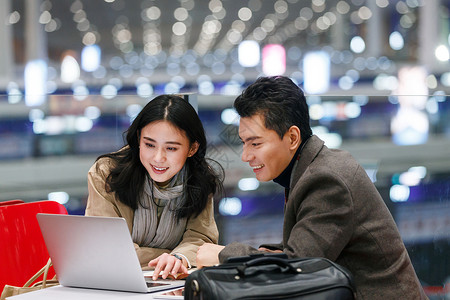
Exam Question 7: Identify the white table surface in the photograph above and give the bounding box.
[7,285,181,300]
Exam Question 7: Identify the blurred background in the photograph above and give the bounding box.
[0,0,449,297]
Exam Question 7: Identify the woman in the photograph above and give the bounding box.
[85,94,223,280]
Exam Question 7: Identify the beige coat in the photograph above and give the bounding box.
[85,157,219,269]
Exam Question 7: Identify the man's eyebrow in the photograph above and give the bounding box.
[242,136,261,143]
[143,137,182,145]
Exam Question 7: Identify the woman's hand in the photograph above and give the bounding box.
[148,253,188,280]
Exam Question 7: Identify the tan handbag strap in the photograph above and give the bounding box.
[23,259,52,288]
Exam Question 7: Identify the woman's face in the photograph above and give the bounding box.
[139,120,198,186]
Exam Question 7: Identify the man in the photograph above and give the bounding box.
[197,76,427,299]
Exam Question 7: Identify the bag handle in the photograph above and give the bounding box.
[23,258,52,288]
[237,257,300,277]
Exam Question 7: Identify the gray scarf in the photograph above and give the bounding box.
[131,167,188,249]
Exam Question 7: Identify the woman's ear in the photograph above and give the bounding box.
[188,141,200,157]
[287,126,301,151]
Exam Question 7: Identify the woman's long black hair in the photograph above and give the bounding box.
[96,94,224,220]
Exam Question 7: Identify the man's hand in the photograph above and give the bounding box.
[148,253,188,280]
[258,247,283,253]
[196,243,225,268]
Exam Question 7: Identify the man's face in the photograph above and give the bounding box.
[239,114,295,182]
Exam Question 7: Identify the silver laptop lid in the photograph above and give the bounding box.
[37,214,149,293]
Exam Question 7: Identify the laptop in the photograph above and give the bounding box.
[36,213,185,293]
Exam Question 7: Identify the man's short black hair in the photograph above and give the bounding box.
[234,76,312,140]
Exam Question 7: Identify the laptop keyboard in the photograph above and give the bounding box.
[146,281,171,288]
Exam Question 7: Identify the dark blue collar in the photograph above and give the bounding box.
[273,136,309,189]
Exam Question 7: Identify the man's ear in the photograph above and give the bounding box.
[188,141,200,157]
[287,126,301,151]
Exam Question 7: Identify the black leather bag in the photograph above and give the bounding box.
[184,256,355,300]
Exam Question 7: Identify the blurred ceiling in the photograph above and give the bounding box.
[12,0,373,61]
[8,0,448,92]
